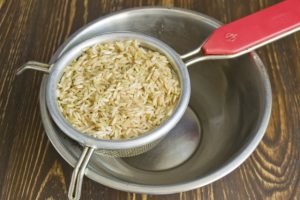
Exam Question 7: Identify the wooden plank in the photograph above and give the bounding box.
[0,0,299,199]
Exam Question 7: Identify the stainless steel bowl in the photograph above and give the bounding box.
[39,8,272,194]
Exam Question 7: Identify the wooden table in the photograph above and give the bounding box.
[0,0,299,199]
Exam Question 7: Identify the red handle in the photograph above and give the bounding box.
[202,0,300,56]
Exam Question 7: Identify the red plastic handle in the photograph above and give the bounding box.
[202,0,300,56]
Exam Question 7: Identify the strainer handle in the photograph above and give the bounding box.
[202,0,300,56]
[182,0,300,66]
[16,61,50,75]
[68,146,95,200]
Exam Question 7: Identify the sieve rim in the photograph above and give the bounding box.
[46,32,191,150]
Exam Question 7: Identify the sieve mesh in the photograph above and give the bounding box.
[93,138,162,157]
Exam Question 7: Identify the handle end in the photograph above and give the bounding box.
[16,61,50,75]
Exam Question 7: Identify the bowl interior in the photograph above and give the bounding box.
[86,52,268,185]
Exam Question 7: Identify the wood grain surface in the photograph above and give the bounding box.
[0,0,299,199]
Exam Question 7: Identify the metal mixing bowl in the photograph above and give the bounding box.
[39,7,272,194]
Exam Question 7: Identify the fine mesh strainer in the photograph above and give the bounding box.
[18,33,191,200]
[17,1,300,199]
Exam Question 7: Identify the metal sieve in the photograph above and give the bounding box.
[17,1,300,199]
[17,33,191,200]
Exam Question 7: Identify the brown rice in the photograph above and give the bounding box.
[57,40,181,140]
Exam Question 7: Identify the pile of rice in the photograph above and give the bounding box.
[57,40,181,140]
